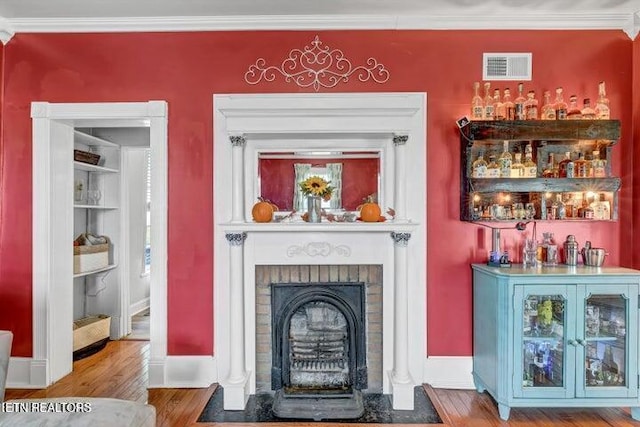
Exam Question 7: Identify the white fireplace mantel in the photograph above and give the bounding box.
[213,93,427,412]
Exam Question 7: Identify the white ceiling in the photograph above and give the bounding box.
[0,0,638,42]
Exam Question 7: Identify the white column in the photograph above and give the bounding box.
[223,231,250,410]
[393,135,408,221]
[230,135,246,223]
[389,231,414,410]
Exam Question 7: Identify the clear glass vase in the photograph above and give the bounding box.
[307,196,322,223]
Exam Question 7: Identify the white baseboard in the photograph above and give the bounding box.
[6,358,48,388]
[148,355,217,388]
[423,356,475,389]
[130,297,151,316]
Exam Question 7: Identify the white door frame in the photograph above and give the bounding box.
[30,101,168,387]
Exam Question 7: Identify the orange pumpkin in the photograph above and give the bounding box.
[252,200,274,223]
[360,202,382,222]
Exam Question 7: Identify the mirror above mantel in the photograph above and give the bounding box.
[258,151,380,212]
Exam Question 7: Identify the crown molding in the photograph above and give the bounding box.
[4,13,639,38]
[0,17,15,44]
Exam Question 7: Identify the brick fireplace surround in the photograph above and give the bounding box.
[213,93,427,412]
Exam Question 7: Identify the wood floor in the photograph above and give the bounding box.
[5,340,640,426]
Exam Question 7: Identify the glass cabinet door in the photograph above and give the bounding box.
[577,285,638,398]
[514,285,574,398]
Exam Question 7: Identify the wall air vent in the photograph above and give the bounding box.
[483,53,532,81]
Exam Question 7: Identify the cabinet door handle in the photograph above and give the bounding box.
[576,339,586,346]
[568,339,578,346]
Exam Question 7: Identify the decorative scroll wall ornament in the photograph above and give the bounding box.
[393,134,409,146]
[244,35,390,92]
[390,232,411,247]
[226,232,247,246]
[229,135,246,147]
[286,242,352,258]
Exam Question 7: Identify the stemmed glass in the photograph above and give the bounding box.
[87,189,102,206]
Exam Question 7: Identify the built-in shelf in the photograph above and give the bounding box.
[73,161,119,173]
[74,130,119,148]
[74,204,119,210]
[73,263,118,279]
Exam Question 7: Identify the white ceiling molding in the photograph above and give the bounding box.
[3,13,639,38]
[0,17,15,44]
[629,11,640,40]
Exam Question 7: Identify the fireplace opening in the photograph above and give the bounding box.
[271,282,366,419]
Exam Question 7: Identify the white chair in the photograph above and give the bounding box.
[0,330,156,427]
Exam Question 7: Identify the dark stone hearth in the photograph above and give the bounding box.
[196,386,443,424]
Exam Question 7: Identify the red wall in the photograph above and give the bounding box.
[0,30,633,358]
[259,158,379,211]
[633,34,640,269]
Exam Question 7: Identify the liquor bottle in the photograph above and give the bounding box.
[523,143,537,177]
[541,91,556,120]
[493,89,505,120]
[471,151,488,178]
[503,88,516,120]
[595,81,610,119]
[542,153,557,178]
[574,152,588,177]
[553,194,566,220]
[554,87,568,120]
[514,83,526,120]
[581,98,596,119]
[566,95,582,119]
[558,152,574,178]
[590,193,611,220]
[498,140,512,177]
[524,91,539,120]
[483,82,494,120]
[511,152,525,178]
[471,82,484,120]
[486,155,501,178]
[592,150,607,177]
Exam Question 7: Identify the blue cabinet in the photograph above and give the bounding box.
[472,264,640,420]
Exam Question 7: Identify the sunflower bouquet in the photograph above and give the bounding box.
[299,175,334,201]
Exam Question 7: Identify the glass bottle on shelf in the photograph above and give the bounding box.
[511,152,525,178]
[493,89,505,120]
[590,193,611,220]
[524,90,538,120]
[483,82,494,120]
[554,87,568,120]
[542,153,557,178]
[581,98,596,119]
[471,151,488,178]
[514,83,526,120]
[523,143,537,178]
[558,152,574,178]
[498,140,512,177]
[574,152,588,178]
[503,88,515,120]
[553,194,566,220]
[592,150,607,177]
[542,232,558,265]
[486,155,501,178]
[566,95,582,119]
[471,82,484,120]
[541,90,556,120]
[595,81,610,119]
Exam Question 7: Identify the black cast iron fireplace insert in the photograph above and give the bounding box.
[271,282,367,420]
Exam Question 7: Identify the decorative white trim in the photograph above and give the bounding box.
[245,35,389,91]
[423,356,475,390]
[6,358,47,388]
[130,297,151,316]
[286,242,351,258]
[148,355,218,388]
[4,13,638,38]
[625,11,640,39]
[0,17,15,44]
[30,101,168,388]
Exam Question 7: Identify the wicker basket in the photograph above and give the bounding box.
[74,149,101,165]
[73,242,109,274]
[73,315,111,351]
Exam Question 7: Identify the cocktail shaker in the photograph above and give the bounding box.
[563,235,579,266]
